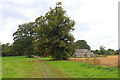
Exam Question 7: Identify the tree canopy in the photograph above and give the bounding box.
[12,22,36,57]
[33,2,75,60]
[2,43,14,56]
[74,40,90,50]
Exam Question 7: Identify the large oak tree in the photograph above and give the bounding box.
[33,2,75,60]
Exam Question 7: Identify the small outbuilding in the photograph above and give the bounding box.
[74,49,94,57]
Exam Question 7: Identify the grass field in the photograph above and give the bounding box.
[2,56,118,78]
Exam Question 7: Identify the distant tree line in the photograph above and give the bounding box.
[92,46,119,55]
[2,43,119,57]
[2,43,14,56]
[2,39,91,57]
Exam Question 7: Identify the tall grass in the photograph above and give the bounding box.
[69,55,118,67]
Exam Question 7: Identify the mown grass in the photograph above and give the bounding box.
[39,57,53,60]
[2,56,43,78]
[44,61,118,78]
[2,56,118,78]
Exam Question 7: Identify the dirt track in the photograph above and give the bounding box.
[31,59,68,78]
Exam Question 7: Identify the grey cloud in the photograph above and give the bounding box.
[0,0,50,19]
[63,0,85,11]
[74,23,92,32]
[0,0,50,31]
[0,0,49,9]
[1,7,26,19]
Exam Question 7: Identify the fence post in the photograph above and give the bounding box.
[94,57,96,66]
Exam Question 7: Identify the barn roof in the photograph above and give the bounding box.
[75,49,93,53]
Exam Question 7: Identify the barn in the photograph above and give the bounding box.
[74,49,94,57]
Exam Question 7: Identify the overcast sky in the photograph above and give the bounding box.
[0,0,119,50]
